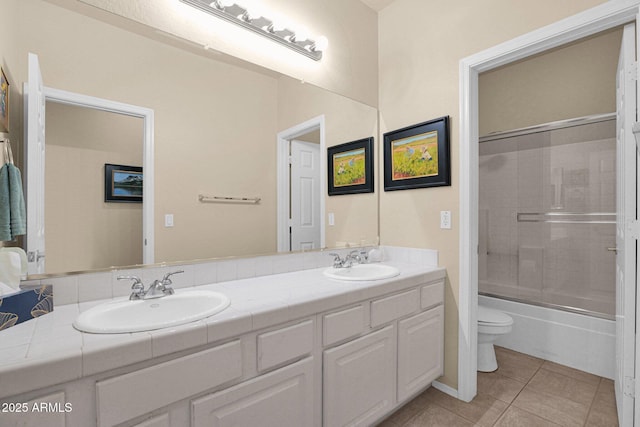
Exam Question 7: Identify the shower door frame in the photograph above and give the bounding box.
[478,113,617,319]
[458,0,640,413]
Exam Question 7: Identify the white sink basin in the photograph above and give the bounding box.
[73,290,230,334]
[323,263,400,281]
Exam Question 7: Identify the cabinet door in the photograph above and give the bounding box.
[191,357,314,427]
[397,305,444,402]
[130,413,170,427]
[323,325,395,427]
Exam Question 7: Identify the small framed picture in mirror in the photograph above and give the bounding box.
[104,163,143,203]
[327,137,374,196]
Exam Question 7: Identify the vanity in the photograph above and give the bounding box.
[0,250,444,427]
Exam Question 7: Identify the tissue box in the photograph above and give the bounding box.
[0,285,53,331]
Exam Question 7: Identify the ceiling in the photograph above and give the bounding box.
[359,0,396,12]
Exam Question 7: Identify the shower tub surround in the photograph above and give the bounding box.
[478,117,616,317]
[0,246,444,427]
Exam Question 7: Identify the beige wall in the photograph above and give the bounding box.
[479,28,621,136]
[16,0,279,263]
[378,0,608,389]
[10,0,379,266]
[45,103,143,273]
[277,77,379,248]
[60,0,379,107]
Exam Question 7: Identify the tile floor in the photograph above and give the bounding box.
[379,346,618,426]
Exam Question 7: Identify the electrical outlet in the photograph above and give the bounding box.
[440,211,451,229]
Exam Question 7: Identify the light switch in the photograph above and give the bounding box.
[328,212,335,226]
[440,211,451,229]
[165,214,174,227]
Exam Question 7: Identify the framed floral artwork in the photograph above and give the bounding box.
[383,116,450,191]
[327,137,374,196]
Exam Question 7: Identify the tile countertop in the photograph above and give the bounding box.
[0,262,445,400]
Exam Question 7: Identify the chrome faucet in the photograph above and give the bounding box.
[329,250,369,268]
[118,270,184,300]
[329,252,349,268]
[347,249,369,265]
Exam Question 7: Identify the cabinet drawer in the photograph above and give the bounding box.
[421,281,444,310]
[192,357,314,427]
[370,288,419,327]
[257,319,314,372]
[323,304,367,346]
[96,340,242,427]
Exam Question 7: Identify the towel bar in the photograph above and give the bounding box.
[198,194,261,204]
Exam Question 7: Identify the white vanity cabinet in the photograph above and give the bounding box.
[322,280,445,427]
[0,268,446,427]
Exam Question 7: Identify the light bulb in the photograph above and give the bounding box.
[292,26,309,42]
[313,35,328,51]
[244,5,265,20]
[268,14,289,32]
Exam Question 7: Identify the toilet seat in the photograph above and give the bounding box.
[478,305,513,327]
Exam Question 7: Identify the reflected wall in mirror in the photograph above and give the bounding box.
[45,102,144,274]
[17,0,378,277]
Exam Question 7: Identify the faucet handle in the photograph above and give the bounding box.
[161,270,184,284]
[160,271,183,295]
[118,275,144,300]
[328,252,343,267]
[117,275,143,286]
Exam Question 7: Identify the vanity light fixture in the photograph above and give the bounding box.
[180,0,328,61]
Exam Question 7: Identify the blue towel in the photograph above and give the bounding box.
[0,165,10,241]
[0,163,26,241]
[8,164,25,238]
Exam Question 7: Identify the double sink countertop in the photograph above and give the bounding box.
[0,262,445,400]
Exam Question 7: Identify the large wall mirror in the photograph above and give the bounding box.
[18,0,379,277]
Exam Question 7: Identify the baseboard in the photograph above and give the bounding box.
[432,380,458,399]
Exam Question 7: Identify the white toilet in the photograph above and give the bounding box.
[477,305,514,372]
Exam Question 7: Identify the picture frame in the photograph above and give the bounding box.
[104,163,143,203]
[383,116,450,191]
[0,67,9,133]
[327,137,374,196]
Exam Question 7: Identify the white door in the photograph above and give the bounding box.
[24,53,46,274]
[290,140,320,251]
[615,22,637,427]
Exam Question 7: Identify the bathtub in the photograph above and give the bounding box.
[479,294,615,379]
